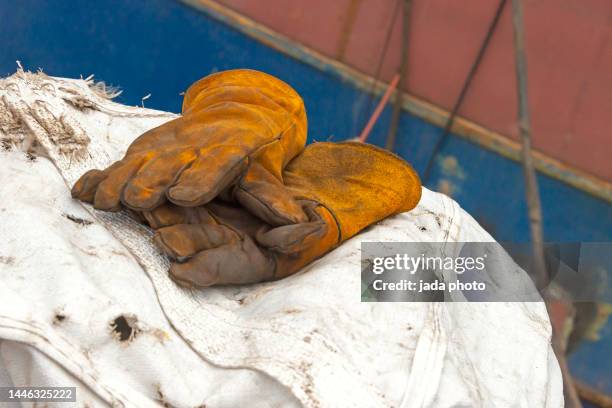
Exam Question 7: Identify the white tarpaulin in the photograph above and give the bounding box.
[0,70,563,407]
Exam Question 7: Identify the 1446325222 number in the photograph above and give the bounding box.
[0,387,76,402]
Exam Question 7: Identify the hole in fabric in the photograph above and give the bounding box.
[110,315,140,342]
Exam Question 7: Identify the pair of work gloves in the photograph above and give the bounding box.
[71,69,422,288]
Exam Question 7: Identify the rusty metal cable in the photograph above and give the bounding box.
[358,0,401,137]
[422,0,507,182]
[510,1,582,406]
[385,0,412,151]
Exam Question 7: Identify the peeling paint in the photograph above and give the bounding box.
[437,155,466,180]
[437,179,456,197]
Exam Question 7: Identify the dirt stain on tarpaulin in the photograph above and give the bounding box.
[413,209,445,229]
[62,212,93,226]
[155,384,174,408]
[156,383,208,408]
[0,255,15,265]
[298,361,319,407]
[53,308,67,325]
[109,314,170,344]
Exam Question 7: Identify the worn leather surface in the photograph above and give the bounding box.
[149,142,422,286]
[70,70,422,286]
[71,69,308,225]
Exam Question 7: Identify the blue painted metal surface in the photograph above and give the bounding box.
[2,0,610,394]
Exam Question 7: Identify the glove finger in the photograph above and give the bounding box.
[167,145,249,207]
[122,149,198,210]
[71,169,108,203]
[71,159,130,202]
[168,238,275,288]
[206,201,270,237]
[235,163,307,226]
[93,156,146,211]
[256,204,336,254]
[142,203,215,229]
[154,223,238,261]
[256,221,326,254]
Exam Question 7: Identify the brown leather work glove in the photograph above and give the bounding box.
[71,69,308,225]
[144,142,422,288]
